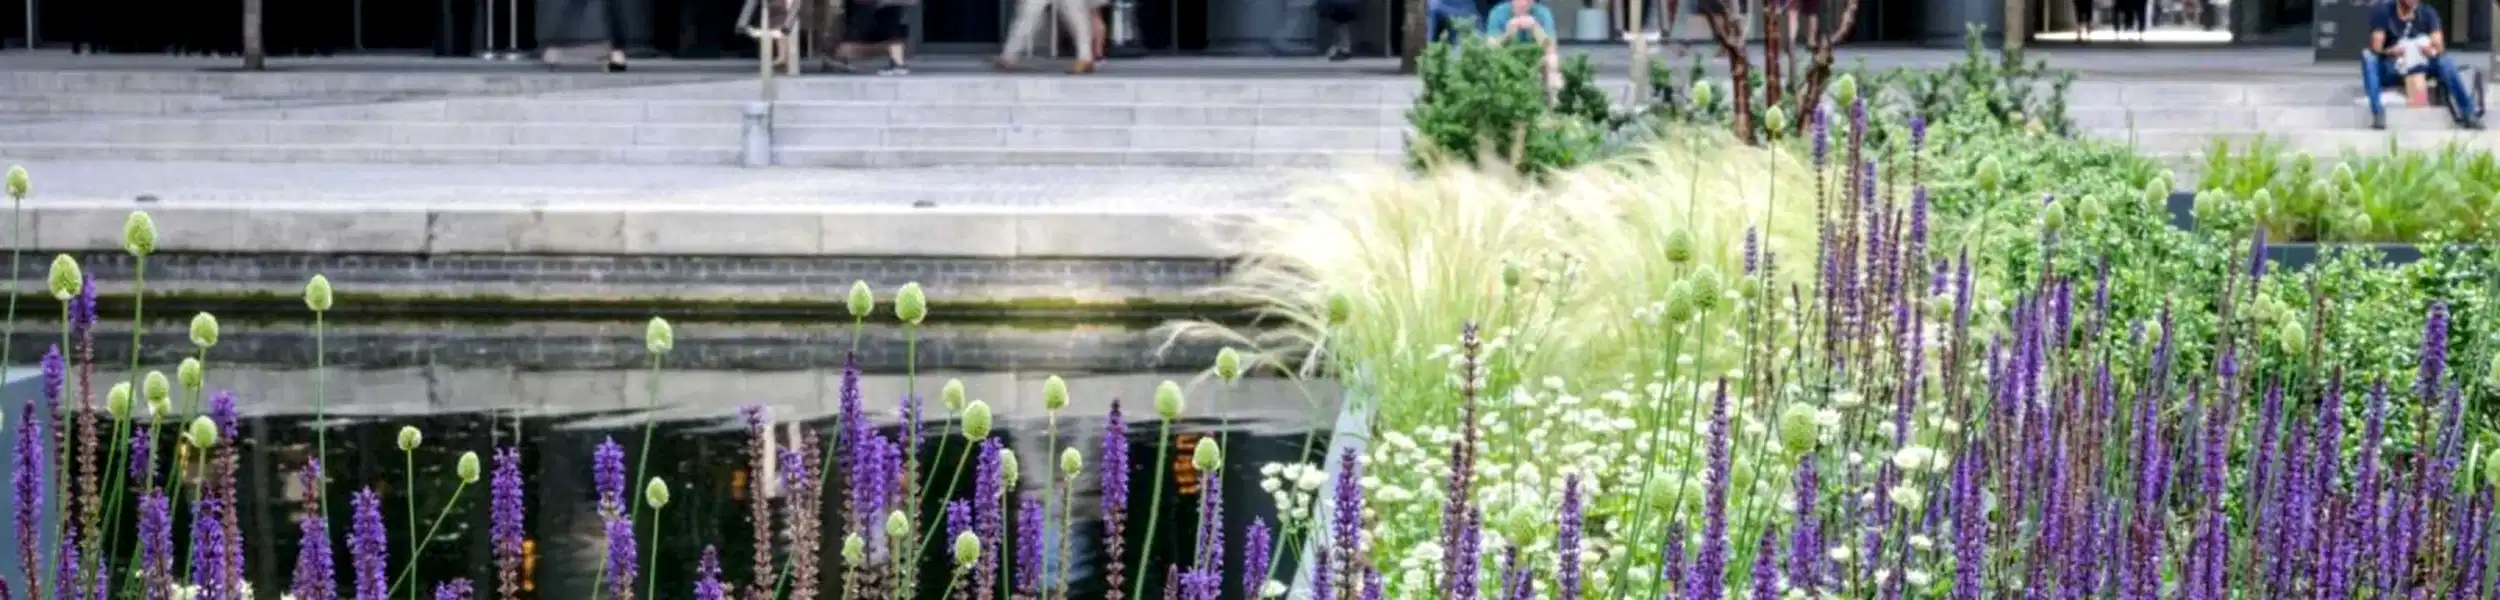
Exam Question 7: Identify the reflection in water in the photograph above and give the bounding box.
[5,321,1337,600]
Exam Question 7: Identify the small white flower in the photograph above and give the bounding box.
[1888,485,1927,511]
[1828,546,1854,563]
[1906,570,1935,586]
[1910,535,1935,551]
[1260,581,1288,598]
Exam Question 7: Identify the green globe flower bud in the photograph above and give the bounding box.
[457,451,482,484]
[144,370,170,405]
[2153,171,2176,197]
[2332,163,2357,188]
[1501,261,1523,288]
[106,381,133,419]
[1664,229,1697,264]
[2483,445,2500,489]
[951,531,985,568]
[1042,376,1069,412]
[846,280,874,319]
[304,275,334,312]
[1214,348,1243,384]
[1325,292,1352,325]
[2041,199,2068,233]
[188,416,219,449]
[645,477,671,509]
[1642,476,1705,511]
[1764,105,1790,136]
[942,379,968,414]
[178,358,204,392]
[1688,267,1724,312]
[149,390,173,419]
[398,426,423,452]
[1060,447,1084,479]
[1690,80,1718,110]
[1154,381,1185,420]
[189,312,219,349]
[122,211,156,257]
[2486,352,2500,390]
[1830,74,1858,107]
[1193,439,1223,472]
[999,450,1021,489]
[645,317,674,355]
[4,165,27,199]
[46,254,80,301]
[885,510,912,538]
[842,534,867,564]
[1976,156,2003,190]
[1664,280,1698,323]
[895,282,928,325]
[961,401,993,441]
[1776,403,1821,455]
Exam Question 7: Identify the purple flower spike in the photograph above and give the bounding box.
[1909,114,1927,148]
[972,440,1004,600]
[433,579,474,600]
[694,545,727,600]
[491,447,525,600]
[138,492,174,600]
[58,529,79,600]
[1243,520,1273,600]
[12,376,47,600]
[1748,531,1780,600]
[349,489,389,600]
[70,274,95,333]
[603,510,639,600]
[1101,400,1134,600]
[1556,472,1585,600]
[1811,108,1830,166]
[1016,493,1044,595]
[1692,381,1733,600]
[1330,448,1364,582]
[292,508,336,600]
[188,500,228,600]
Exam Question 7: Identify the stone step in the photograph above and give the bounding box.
[772,147,1400,168]
[2122,129,2497,157]
[0,143,740,164]
[2074,105,2467,132]
[4,120,743,147]
[772,100,1405,128]
[2067,81,2500,108]
[774,124,1402,152]
[0,71,729,96]
[0,93,298,116]
[777,77,1455,104]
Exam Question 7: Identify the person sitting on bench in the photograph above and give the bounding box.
[2364,0,2482,130]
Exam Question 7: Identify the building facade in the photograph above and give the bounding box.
[0,0,2483,59]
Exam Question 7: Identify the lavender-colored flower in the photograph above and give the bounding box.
[1193,468,1225,583]
[1743,228,1759,276]
[1786,457,1822,594]
[1810,108,1829,166]
[433,579,474,600]
[129,434,154,490]
[292,510,336,600]
[1242,520,1273,600]
[694,545,727,600]
[604,508,639,600]
[2420,302,2450,399]
[188,500,227,600]
[1016,492,1045,595]
[1555,472,1586,600]
[946,500,973,554]
[838,357,872,528]
[1690,381,1733,600]
[1909,113,1927,148]
[1452,509,1482,600]
[349,489,388,600]
[594,437,627,512]
[139,492,173,600]
[1358,569,1384,600]
[69,274,95,333]
[491,447,524,600]
[1330,447,1364,581]
[972,439,1004,600]
[742,404,773,600]
[1748,531,1780,600]
[57,528,79,600]
[1101,400,1134,600]
[13,376,47,600]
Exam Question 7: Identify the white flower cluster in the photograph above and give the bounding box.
[1260,461,1327,524]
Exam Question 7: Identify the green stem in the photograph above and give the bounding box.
[92,412,132,578]
[1043,415,1058,600]
[627,353,663,522]
[406,451,419,600]
[916,444,972,552]
[171,476,202,589]
[645,505,664,600]
[386,482,470,598]
[315,311,330,526]
[1127,419,1174,600]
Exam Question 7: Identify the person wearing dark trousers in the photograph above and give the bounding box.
[2363,0,2482,129]
[1316,0,1358,60]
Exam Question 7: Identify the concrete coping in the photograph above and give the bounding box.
[23,202,1257,259]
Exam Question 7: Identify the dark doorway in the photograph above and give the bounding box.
[924,0,1006,45]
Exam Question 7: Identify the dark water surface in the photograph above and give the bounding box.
[0,319,1339,600]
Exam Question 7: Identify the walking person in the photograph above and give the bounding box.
[995,0,1097,73]
[1316,0,1359,60]
[828,0,913,74]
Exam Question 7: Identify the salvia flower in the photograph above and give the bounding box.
[1243,520,1274,600]
[1556,472,1586,600]
[603,503,639,600]
[348,489,388,600]
[14,384,47,600]
[695,545,726,600]
[594,438,627,511]
[491,448,523,600]
[432,580,472,600]
[1015,493,1044,595]
[290,505,334,600]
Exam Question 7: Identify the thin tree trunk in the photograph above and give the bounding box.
[1785,0,1856,133]
[1708,10,1754,143]
[1763,0,1782,107]
[1629,0,1650,103]
[1399,0,1425,72]
[243,0,265,70]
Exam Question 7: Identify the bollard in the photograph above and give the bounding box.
[742,102,774,168]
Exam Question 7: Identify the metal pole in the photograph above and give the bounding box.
[481,0,499,58]
[506,0,519,59]
[23,0,35,48]
[760,0,778,103]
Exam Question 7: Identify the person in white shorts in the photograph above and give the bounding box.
[995,0,1098,73]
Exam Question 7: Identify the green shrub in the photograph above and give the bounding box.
[1406,35,1607,175]
[2201,138,2500,242]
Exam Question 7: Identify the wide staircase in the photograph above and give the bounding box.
[2066,78,2498,177]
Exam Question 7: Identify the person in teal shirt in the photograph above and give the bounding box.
[1481,0,1557,44]
[1482,0,1562,99]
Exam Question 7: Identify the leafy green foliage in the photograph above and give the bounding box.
[1406,36,1610,175]
[2201,138,2500,242]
